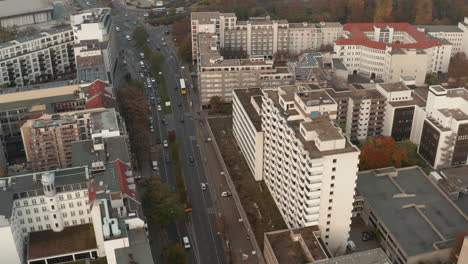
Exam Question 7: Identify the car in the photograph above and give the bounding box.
[165,154,171,163]
[157,98,161,104]
[157,105,162,111]
[180,116,184,123]
[206,137,212,142]
[200,183,207,191]
[183,236,190,249]
[123,60,127,65]
[151,78,156,83]
[125,13,128,17]
[125,35,131,41]
[189,155,194,163]
[162,42,166,46]
[161,118,167,125]
[221,191,231,197]
[163,140,168,148]
[115,27,121,32]
[156,47,161,51]
[134,21,137,25]
[161,37,165,41]
[150,128,154,133]
[150,96,155,100]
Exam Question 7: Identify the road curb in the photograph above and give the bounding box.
[205,116,266,264]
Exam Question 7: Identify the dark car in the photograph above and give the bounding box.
[180,116,184,123]
[189,155,194,163]
[165,154,171,163]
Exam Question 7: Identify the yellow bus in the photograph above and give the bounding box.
[180,79,187,95]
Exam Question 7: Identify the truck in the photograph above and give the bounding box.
[152,161,158,171]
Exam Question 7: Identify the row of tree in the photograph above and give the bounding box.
[197,0,466,25]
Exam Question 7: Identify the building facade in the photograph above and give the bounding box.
[0,27,75,87]
[196,33,293,105]
[334,23,453,85]
[261,86,360,253]
[418,85,468,169]
[191,12,342,63]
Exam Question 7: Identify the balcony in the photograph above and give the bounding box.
[306,188,321,197]
[306,197,320,205]
[304,214,319,222]
[308,182,322,190]
[308,174,322,182]
[305,205,320,214]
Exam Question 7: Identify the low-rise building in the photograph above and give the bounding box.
[417,17,468,56]
[357,166,468,264]
[0,27,75,87]
[196,33,292,105]
[334,23,453,85]
[0,0,53,28]
[418,85,468,169]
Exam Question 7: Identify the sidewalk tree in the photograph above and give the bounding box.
[142,178,185,226]
[149,51,165,73]
[448,52,468,87]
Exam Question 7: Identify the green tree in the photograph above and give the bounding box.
[132,26,149,47]
[166,244,188,264]
[142,178,185,226]
[374,0,393,22]
[179,37,192,62]
[425,73,441,85]
[209,96,224,113]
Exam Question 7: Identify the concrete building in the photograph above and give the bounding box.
[334,23,453,85]
[190,12,342,63]
[417,17,468,56]
[0,0,53,28]
[263,226,391,264]
[357,166,468,264]
[196,33,292,105]
[71,8,117,84]
[232,88,264,181]
[0,27,75,87]
[20,108,123,172]
[418,85,468,169]
[261,85,360,253]
[0,162,150,264]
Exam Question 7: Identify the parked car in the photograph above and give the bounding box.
[189,156,194,163]
[200,183,207,191]
[221,191,231,197]
[183,236,190,249]
[157,105,162,111]
[163,140,168,148]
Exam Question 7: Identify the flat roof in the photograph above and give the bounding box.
[319,248,391,264]
[416,25,463,33]
[233,88,263,131]
[439,108,468,121]
[0,84,80,105]
[357,167,468,257]
[379,82,410,92]
[439,166,468,190]
[302,119,343,140]
[0,0,53,19]
[297,90,335,106]
[28,224,97,260]
[388,93,426,108]
[91,108,119,133]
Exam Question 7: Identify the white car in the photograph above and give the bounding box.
[200,183,207,191]
[115,27,120,32]
[221,191,231,197]
[161,37,165,41]
[183,236,190,249]
[162,42,166,46]
[163,140,168,148]
[125,35,131,41]
[157,105,162,111]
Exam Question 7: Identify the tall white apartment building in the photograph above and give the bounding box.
[416,17,468,56]
[261,86,360,253]
[232,88,264,181]
[334,23,453,85]
[418,85,468,169]
[191,12,342,63]
[0,27,75,87]
[196,33,292,105]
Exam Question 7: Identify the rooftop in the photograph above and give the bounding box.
[416,25,463,33]
[439,108,468,121]
[0,0,53,19]
[72,136,130,167]
[91,108,120,134]
[319,248,391,264]
[439,166,468,191]
[0,167,89,218]
[302,119,343,140]
[234,88,263,131]
[388,92,426,107]
[357,167,468,257]
[28,224,97,260]
[378,82,410,92]
[265,226,327,263]
[296,90,335,106]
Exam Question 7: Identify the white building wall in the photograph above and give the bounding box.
[460,18,468,56]
[410,106,426,145]
[0,221,22,264]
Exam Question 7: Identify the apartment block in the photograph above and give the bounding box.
[326,84,387,140]
[261,85,360,253]
[418,85,468,169]
[0,27,75,87]
[232,88,264,181]
[357,166,468,264]
[191,12,342,62]
[417,17,468,56]
[20,108,123,172]
[196,33,292,105]
[334,23,453,85]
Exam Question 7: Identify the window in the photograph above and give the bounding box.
[59,195,64,201]
[46,224,51,229]
[63,212,68,218]
[333,159,337,163]
[332,167,336,172]
[38,225,43,231]
[22,228,27,233]
[34,208,39,213]
[64,221,69,226]
[330,184,335,188]
[42,206,47,212]
[60,204,66,209]
[28,218,33,223]
[69,202,74,208]
[79,210,84,215]
[72,220,77,225]
[327,221,331,225]
[80,218,86,224]
[51,205,55,210]
[71,211,76,217]
[325,235,329,239]
[17,210,22,216]
[36,217,41,222]
[330,191,334,195]
[55,223,59,228]
[53,214,57,219]
[44,215,49,220]
[25,209,30,215]
[328,206,332,210]
[326,228,330,232]
[20,219,25,224]
[327,214,331,218]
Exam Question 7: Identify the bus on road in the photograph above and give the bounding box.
[180,79,187,95]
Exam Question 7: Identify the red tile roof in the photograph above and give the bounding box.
[336,23,441,50]
[85,79,117,109]
[115,160,139,200]
[88,79,111,97]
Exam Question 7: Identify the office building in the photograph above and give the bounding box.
[357,166,468,264]
[232,88,264,181]
[0,0,53,28]
[20,108,123,172]
[261,85,360,253]
[334,23,453,85]
[418,85,468,169]
[263,226,391,264]
[0,27,75,87]
[196,33,293,105]
[191,12,342,63]
[416,17,468,56]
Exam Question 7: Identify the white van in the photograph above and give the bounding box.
[140,61,145,68]
[183,236,190,249]
[140,53,145,59]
